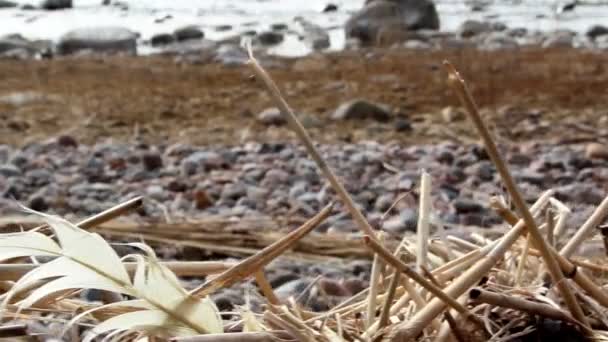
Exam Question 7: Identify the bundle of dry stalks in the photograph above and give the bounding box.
[0,50,607,341]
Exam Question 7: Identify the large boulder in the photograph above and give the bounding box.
[39,0,72,10]
[345,0,439,45]
[0,1,17,9]
[56,27,138,55]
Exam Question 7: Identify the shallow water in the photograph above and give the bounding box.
[1,0,608,56]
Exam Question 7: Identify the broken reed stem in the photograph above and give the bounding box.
[171,331,289,342]
[444,61,588,328]
[0,324,27,338]
[254,271,280,305]
[367,248,383,330]
[247,49,376,239]
[363,236,482,327]
[423,267,468,342]
[546,208,556,247]
[561,196,608,258]
[492,195,608,308]
[0,261,233,281]
[31,196,143,232]
[515,234,531,287]
[416,171,431,272]
[190,203,333,297]
[377,270,401,338]
[469,288,584,328]
[391,192,553,340]
[599,225,608,257]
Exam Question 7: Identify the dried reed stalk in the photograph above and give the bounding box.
[492,196,608,308]
[0,261,233,281]
[560,196,608,258]
[444,61,588,328]
[247,47,376,238]
[190,203,333,297]
[367,249,383,329]
[31,196,143,232]
[417,171,431,272]
[390,192,552,340]
[254,271,281,306]
[171,331,290,342]
[423,267,468,342]
[0,324,27,338]
[469,288,582,327]
[363,236,481,326]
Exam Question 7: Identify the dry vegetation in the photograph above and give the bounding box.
[0,48,607,146]
[0,49,608,341]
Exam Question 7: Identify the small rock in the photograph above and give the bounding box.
[271,23,288,31]
[174,25,204,41]
[542,32,573,48]
[441,106,464,122]
[56,26,138,55]
[193,189,212,209]
[587,25,608,40]
[332,99,391,122]
[269,271,300,288]
[40,0,71,10]
[215,24,233,32]
[275,278,313,302]
[0,1,17,8]
[28,195,48,212]
[318,278,350,297]
[181,151,225,175]
[0,164,20,178]
[382,208,418,234]
[394,118,412,131]
[345,0,439,45]
[150,33,175,46]
[263,169,290,184]
[256,31,284,45]
[458,20,493,38]
[585,143,608,160]
[141,152,163,171]
[453,197,483,214]
[343,278,366,295]
[323,3,338,12]
[56,134,78,148]
[167,180,188,192]
[257,107,286,126]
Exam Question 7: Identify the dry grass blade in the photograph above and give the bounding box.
[422,267,467,342]
[0,261,233,281]
[560,196,608,258]
[0,324,28,338]
[469,288,584,328]
[416,171,431,272]
[32,196,143,233]
[443,61,588,329]
[246,47,376,239]
[0,208,223,339]
[391,192,551,340]
[170,331,288,341]
[190,203,333,297]
[363,235,482,327]
[491,200,608,308]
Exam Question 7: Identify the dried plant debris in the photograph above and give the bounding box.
[1,53,608,342]
[0,208,222,340]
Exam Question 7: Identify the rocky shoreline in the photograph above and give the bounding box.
[1,138,607,233]
[1,0,608,60]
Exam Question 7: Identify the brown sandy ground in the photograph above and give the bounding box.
[0,47,606,146]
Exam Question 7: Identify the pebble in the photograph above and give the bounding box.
[331,99,392,122]
[141,152,163,171]
[257,107,286,126]
[585,143,608,160]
